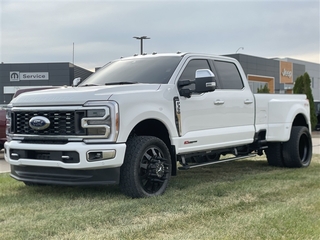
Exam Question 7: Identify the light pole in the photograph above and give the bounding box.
[133,36,150,54]
[236,47,244,53]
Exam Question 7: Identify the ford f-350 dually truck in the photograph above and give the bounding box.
[4,53,313,198]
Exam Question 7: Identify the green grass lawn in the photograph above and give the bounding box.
[1,155,320,240]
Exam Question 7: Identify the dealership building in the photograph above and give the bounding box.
[0,54,319,105]
[0,62,92,104]
[226,54,319,100]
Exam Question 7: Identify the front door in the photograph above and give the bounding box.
[177,58,255,154]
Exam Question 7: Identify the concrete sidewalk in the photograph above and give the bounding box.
[0,151,9,173]
[1,133,320,173]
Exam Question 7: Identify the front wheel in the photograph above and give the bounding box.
[120,136,172,198]
[282,126,312,168]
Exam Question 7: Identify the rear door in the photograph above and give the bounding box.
[209,60,255,146]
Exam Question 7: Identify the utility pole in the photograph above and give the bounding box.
[133,36,150,54]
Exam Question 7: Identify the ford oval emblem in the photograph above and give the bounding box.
[29,116,51,130]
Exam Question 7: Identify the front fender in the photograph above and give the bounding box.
[112,94,178,143]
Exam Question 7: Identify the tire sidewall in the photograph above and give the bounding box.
[265,142,285,167]
[283,126,312,168]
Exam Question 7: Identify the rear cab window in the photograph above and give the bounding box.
[213,61,244,90]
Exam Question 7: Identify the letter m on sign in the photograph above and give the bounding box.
[10,71,20,81]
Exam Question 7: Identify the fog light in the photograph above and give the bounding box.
[10,152,19,160]
[87,150,116,162]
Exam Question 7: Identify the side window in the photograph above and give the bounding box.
[214,61,244,89]
[179,59,211,81]
[179,59,211,91]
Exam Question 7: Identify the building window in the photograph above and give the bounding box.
[249,81,269,93]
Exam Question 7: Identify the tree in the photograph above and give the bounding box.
[293,75,304,94]
[293,72,317,130]
[257,83,270,93]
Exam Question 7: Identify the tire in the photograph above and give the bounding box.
[120,136,172,198]
[205,153,220,162]
[265,142,285,167]
[282,126,312,168]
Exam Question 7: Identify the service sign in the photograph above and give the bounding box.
[10,71,49,81]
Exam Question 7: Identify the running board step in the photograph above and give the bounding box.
[178,153,256,170]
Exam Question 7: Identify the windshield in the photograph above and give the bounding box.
[79,56,182,86]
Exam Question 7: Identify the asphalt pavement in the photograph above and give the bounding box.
[1,132,320,173]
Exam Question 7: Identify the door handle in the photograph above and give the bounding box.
[244,99,253,104]
[214,100,225,105]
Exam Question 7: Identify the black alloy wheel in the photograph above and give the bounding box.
[120,136,171,198]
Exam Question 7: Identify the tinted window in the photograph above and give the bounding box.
[179,59,211,81]
[214,61,244,89]
[79,56,182,86]
[178,59,211,91]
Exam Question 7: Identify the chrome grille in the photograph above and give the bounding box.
[13,111,83,135]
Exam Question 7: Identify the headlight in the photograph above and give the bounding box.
[87,109,106,117]
[6,108,12,141]
[82,101,119,142]
[87,118,110,125]
[87,128,107,135]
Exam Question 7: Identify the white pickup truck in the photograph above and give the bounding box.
[4,53,313,198]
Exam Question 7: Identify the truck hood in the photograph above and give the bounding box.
[10,84,161,107]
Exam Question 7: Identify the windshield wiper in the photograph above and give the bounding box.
[105,82,138,85]
[79,84,99,87]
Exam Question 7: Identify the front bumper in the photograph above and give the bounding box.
[4,140,126,185]
[10,165,120,185]
[4,140,126,169]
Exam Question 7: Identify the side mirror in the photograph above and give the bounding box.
[178,79,192,88]
[194,69,216,93]
[72,77,81,87]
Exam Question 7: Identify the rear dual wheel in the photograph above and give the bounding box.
[282,126,312,167]
[265,126,312,168]
[265,142,285,167]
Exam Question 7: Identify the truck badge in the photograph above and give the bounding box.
[29,116,50,130]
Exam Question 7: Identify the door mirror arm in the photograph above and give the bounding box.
[179,88,192,98]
